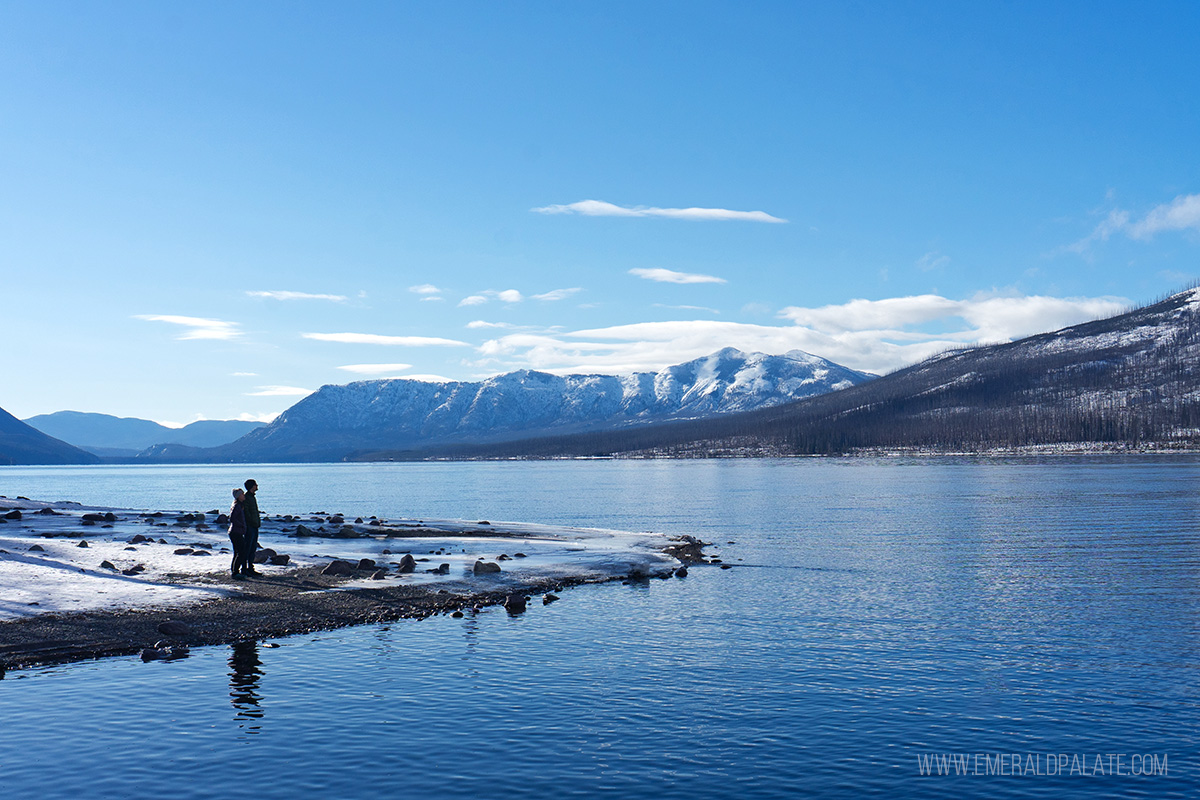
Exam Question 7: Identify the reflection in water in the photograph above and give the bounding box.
[228,641,264,733]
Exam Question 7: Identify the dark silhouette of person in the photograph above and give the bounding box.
[228,640,264,730]
[228,487,249,578]
[243,479,261,576]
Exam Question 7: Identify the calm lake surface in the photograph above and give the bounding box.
[1,458,1198,799]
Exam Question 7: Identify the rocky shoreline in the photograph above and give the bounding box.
[0,498,712,674]
[0,567,622,672]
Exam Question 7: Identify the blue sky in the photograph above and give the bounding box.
[3,1,1198,425]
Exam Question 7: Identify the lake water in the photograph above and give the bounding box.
[1,458,1197,798]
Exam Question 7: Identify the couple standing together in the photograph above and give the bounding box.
[228,479,261,578]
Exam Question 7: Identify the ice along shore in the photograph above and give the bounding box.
[0,497,710,671]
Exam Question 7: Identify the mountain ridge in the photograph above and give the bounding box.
[23,411,265,456]
[152,348,873,462]
[0,406,101,465]
[377,286,1200,459]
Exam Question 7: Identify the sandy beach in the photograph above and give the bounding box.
[0,496,706,671]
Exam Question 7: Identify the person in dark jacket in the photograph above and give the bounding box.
[228,488,248,578]
[243,479,261,576]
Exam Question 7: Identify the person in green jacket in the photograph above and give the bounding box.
[243,478,261,576]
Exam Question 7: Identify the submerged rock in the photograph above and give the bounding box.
[674,566,688,578]
[3,509,22,520]
[542,593,560,605]
[473,560,501,575]
[397,554,416,574]
[295,524,317,537]
[28,544,45,552]
[504,594,528,613]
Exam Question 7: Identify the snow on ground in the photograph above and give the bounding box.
[0,497,677,621]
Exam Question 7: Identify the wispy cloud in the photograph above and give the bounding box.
[246,290,347,302]
[654,304,721,314]
[409,284,444,295]
[230,372,258,377]
[237,411,279,423]
[303,332,469,347]
[531,287,582,302]
[630,268,727,285]
[532,199,786,223]
[135,315,241,340]
[458,289,523,307]
[467,320,517,329]
[916,251,950,272]
[337,363,414,374]
[1127,193,1200,239]
[778,293,1125,344]
[245,385,313,397]
[1069,193,1200,252]
[471,292,1126,377]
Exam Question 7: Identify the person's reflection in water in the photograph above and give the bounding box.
[229,640,264,733]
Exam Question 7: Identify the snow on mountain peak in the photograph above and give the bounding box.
[232,348,874,457]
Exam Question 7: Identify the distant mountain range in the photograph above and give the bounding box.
[425,287,1200,458]
[23,412,265,457]
[12,287,1199,466]
[0,407,99,465]
[144,348,873,462]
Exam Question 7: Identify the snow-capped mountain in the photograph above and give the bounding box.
[461,286,1200,458]
[210,348,873,460]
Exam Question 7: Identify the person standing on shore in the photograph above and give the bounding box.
[243,479,261,576]
[228,488,248,578]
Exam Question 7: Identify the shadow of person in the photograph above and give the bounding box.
[229,640,264,731]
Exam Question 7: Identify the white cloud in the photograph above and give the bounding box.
[135,315,241,340]
[303,332,470,346]
[467,320,516,329]
[459,289,524,306]
[653,304,720,314]
[471,292,1127,377]
[1127,193,1200,239]
[245,385,313,397]
[420,296,445,302]
[916,251,950,272]
[230,372,258,377]
[1070,193,1200,252]
[532,287,582,302]
[409,284,444,295]
[629,267,727,285]
[246,290,347,302]
[337,363,414,374]
[532,199,786,223]
[237,411,279,423]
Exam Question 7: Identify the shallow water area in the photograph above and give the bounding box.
[2,457,1199,799]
